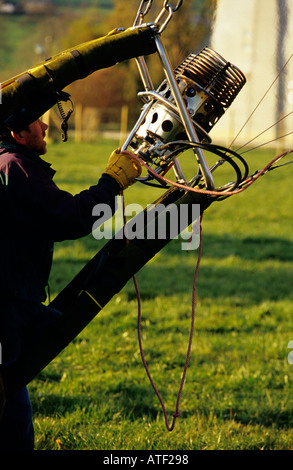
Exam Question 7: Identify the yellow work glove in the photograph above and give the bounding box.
[103,149,142,190]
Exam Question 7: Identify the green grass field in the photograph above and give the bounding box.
[27,138,293,450]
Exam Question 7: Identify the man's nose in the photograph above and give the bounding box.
[40,120,49,131]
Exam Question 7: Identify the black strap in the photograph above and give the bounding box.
[70,49,90,79]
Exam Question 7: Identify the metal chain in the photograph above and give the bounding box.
[156,0,183,32]
[133,0,153,26]
[133,0,183,31]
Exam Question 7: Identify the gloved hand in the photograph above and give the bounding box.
[103,149,142,190]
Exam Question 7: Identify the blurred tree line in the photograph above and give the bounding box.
[1,1,215,128]
[63,0,216,124]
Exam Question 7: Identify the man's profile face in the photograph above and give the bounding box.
[13,119,48,155]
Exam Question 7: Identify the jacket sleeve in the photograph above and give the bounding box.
[5,155,121,242]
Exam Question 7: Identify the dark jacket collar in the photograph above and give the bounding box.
[0,141,56,178]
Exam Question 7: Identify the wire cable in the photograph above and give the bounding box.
[126,147,293,197]
[119,143,293,431]
[134,215,204,432]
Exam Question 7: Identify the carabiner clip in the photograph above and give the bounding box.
[163,0,183,12]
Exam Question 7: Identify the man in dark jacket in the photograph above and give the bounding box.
[0,118,141,450]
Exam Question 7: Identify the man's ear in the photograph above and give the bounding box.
[11,130,25,145]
